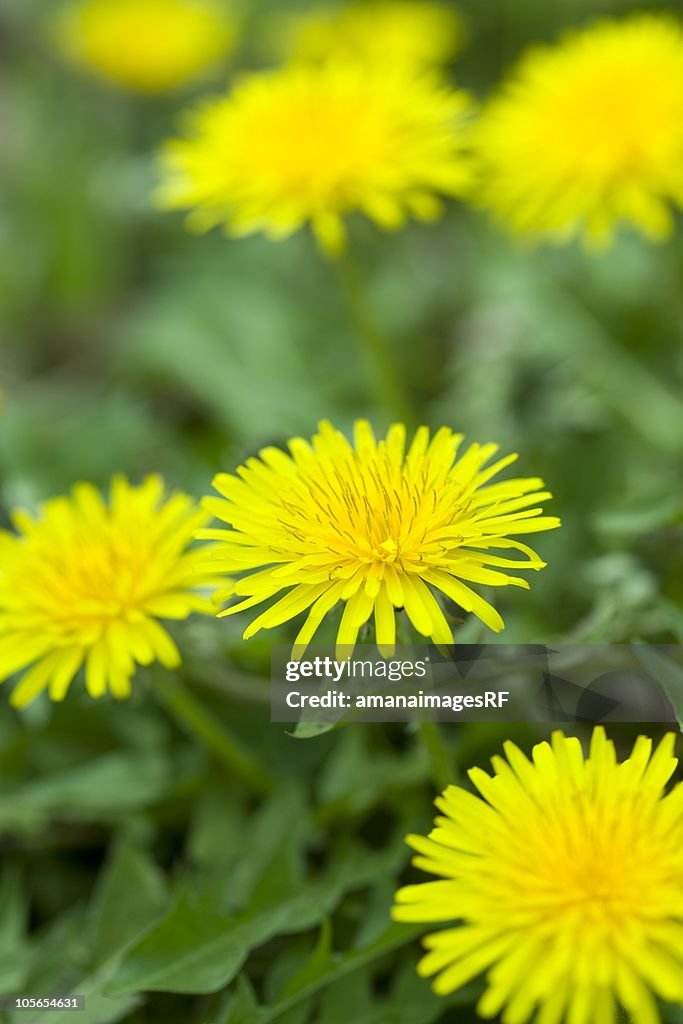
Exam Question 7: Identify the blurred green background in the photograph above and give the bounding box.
[1,1,683,1022]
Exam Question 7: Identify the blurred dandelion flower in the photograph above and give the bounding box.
[54,0,237,95]
[157,63,473,254]
[273,1,464,70]
[198,420,559,655]
[393,727,683,1024]
[0,476,217,708]
[475,15,683,247]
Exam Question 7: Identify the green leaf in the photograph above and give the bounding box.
[10,908,139,1024]
[11,907,86,1006]
[389,956,483,1016]
[317,971,373,1024]
[207,922,427,1024]
[0,753,171,833]
[0,864,31,993]
[662,600,683,645]
[238,786,310,912]
[11,843,167,1024]
[107,856,366,996]
[201,784,310,914]
[85,838,169,967]
[594,494,683,538]
[250,922,424,1024]
[123,239,344,442]
[186,782,246,873]
[316,956,482,1024]
[14,965,141,1024]
[633,646,683,730]
[316,728,430,822]
[279,921,334,999]
[469,241,683,454]
[214,975,262,1024]
[290,720,340,740]
[106,893,236,996]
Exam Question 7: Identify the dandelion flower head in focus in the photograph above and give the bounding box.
[0,476,218,708]
[273,1,464,70]
[157,62,473,254]
[394,727,683,1024]
[474,15,683,248]
[54,0,237,94]
[197,420,560,656]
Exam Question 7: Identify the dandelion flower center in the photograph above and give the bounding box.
[232,92,396,197]
[198,421,559,654]
[474,15,683,246]
[157,63,473,253]
[394,728,683,1024]
[0,476,215,707]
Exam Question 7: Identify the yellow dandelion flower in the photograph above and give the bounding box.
[156,62,473,254]
[0,476,217,708]
[474,15,683,247]
[54,0,237,95]
[197,420,559,656]
[272,1,464,70]
[393,727,683,1024]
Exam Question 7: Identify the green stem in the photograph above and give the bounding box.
[335,251,415,425]
[417,719,453,792]
[152,672,273,795]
